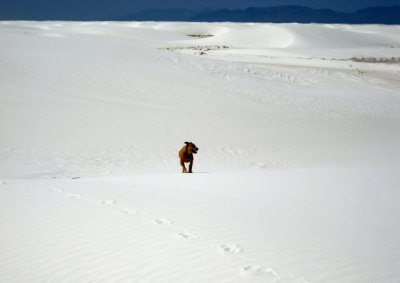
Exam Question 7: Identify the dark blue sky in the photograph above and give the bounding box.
[1,0,400,19]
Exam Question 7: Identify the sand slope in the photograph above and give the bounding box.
[0,22,400,283]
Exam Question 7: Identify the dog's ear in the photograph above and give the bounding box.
[185,141,189,145]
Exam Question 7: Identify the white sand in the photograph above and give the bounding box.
[1,21,400,283]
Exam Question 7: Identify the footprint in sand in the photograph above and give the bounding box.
[89,199,116,205]
[50,188,64,193]
[240,265,279,280]
[115,207,137,215]
[153,218,174,225]
[218,244,243,255]
[176,231,200,240]
[97,200,116,205]
[50,188,82,199]
[65,193,82,199]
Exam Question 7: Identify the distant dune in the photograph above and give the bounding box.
[1,5,400,24]
[111,6,400,24]
[190,5,400,24]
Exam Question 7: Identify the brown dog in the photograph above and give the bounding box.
[179,142,199,173]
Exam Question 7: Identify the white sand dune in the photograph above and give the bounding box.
[0,21,400,283]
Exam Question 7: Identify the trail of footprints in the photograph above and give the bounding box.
[49,186,309,282]
[50,187,115,205]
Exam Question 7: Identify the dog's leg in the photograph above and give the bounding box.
[189,160,193,173]
[180,160,188,173]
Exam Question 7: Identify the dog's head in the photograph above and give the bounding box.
[185,141,198,154]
